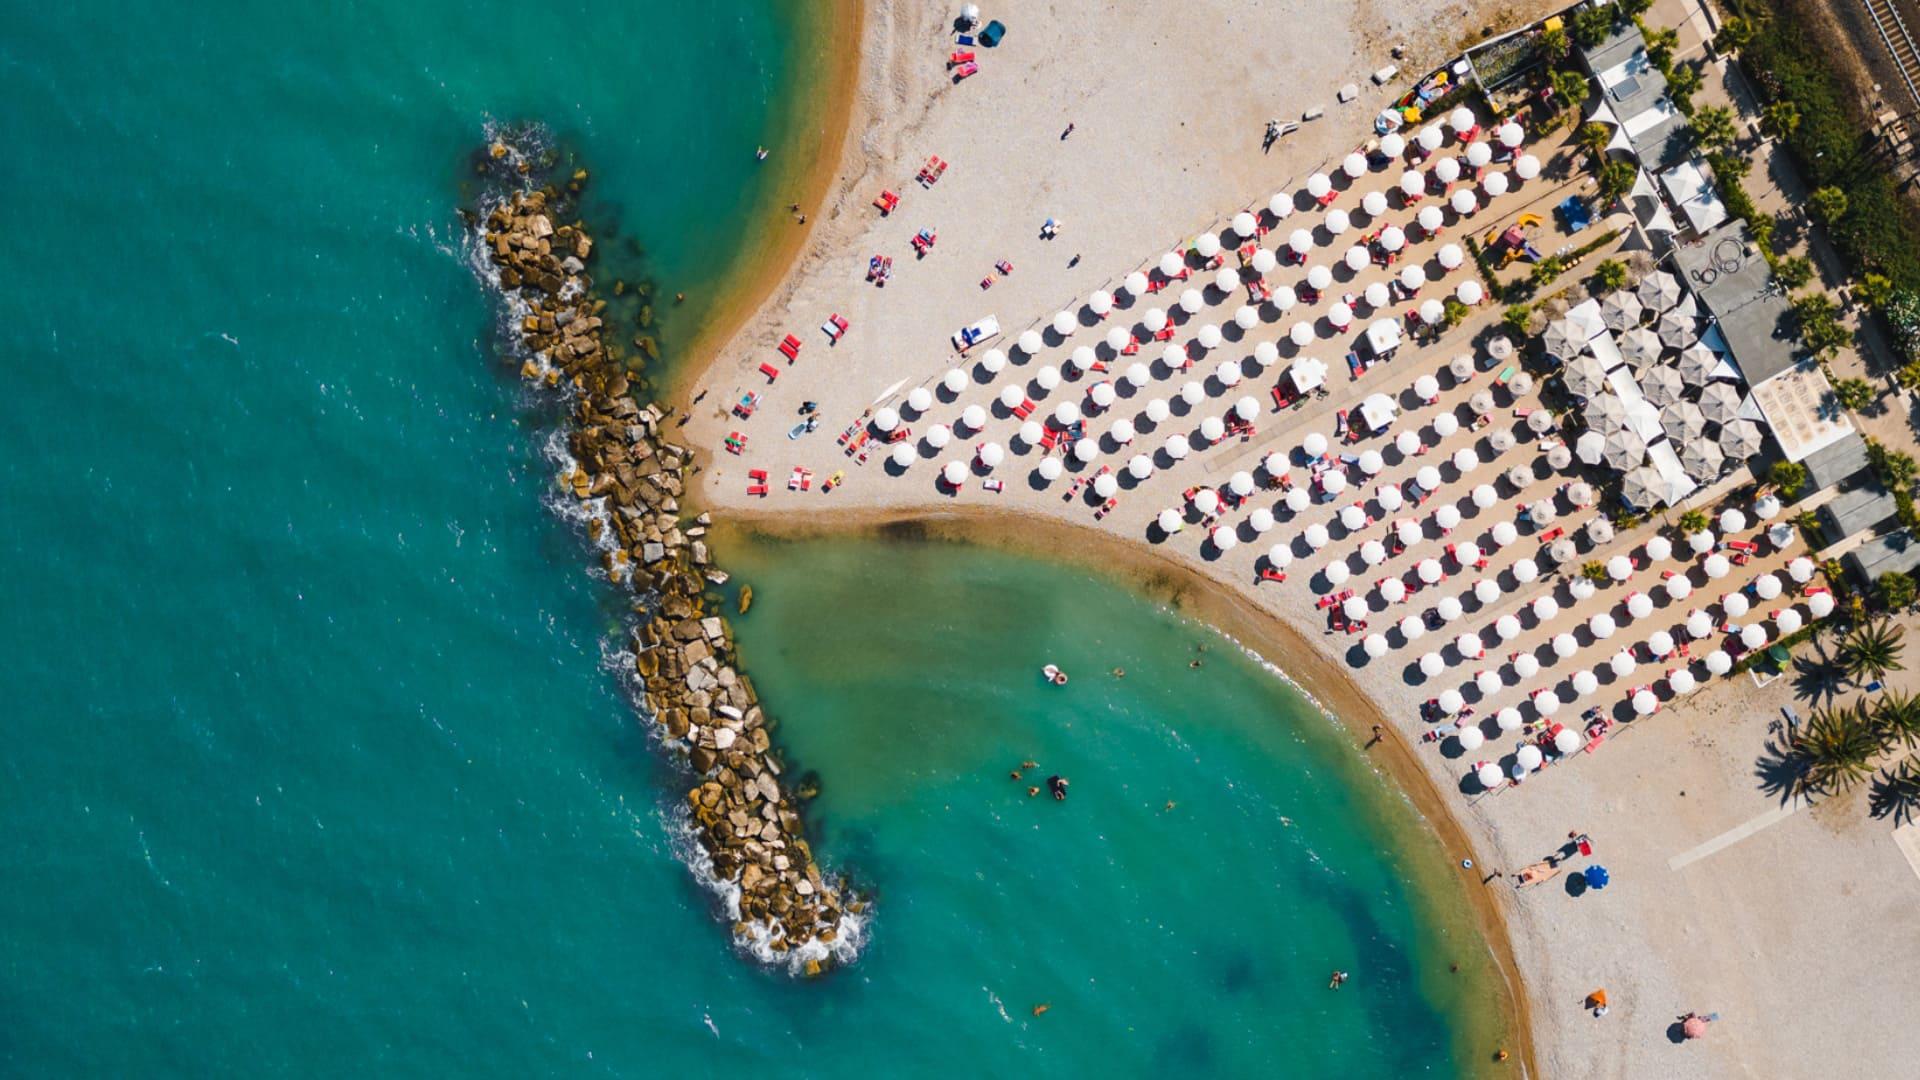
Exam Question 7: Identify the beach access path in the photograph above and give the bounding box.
[684,1,1920,1075]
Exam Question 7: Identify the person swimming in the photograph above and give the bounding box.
[1328,970,1348,989]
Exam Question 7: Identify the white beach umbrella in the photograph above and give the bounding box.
[1809,592,1835,618]
[1433,413,1460,438]
[1414,465,1442,493]
[1397,519,1423,547]
[1456,542,1483,566]
[1473,578,1500,605]
[1492,521,1519,547]
[926,423,953,449]
[1435,156,1462,184]
[1723,591,1750,618]
[1286,487,1311,512]
[1741,623,1768,649]
[1164,434,1191,460]
[1306,264,1334,291]
[1195,232,1222,259]
[1648,630,1675,657]
[1705,649,1733,675]
[1036,364,1062,391]
[1380,132,1407,158]
[1395,430,1422,457]
[1381,578,1408,604]
[1417,558,1445,584]
[1452,447,1480,473]
[1213,357,1240,385]
[1512,558,1539,584]
[1199,416,1226,442]
[1362,632,1389,659]
[873,406,901,432]
[1092,472,1117,498]
[1755,493,1782,521]
[1380,225,1407,253]
[1123,270,1150,297]
[1688,529,1715,555]
[1144,397,1172,424]
[1304,522,1330,550]
[1193,489,1221,516]
[1232,211,1258,240]
[1420,299,1446,325]
[961,404,988,431]
[1111,417,1137,443]
[1307,173,1332,199]
[1459,724,1486,750]
[1234,395,1259,421]
[1272,285,1298,313]
[1451,189,1478,215]
[1340,504,1367,531]
[1000,384,1026,410]
[1234,304,1260,330]
[1089,290,1115,317]
[1589,613,1617,639]
[1361,539,1387,565]
[979,441,1009,469]
[1455,632,1483,659]
[1054,400,1082,426]
[1322,472,1349,496]
[1775,608,1804,635]
[1703,553,1730,580]
[1179,288,1205,314]
[1263,451,1289,478]
[1664,575,1692,602]
[1419,650,1446,677]
[890,442,916,468]
[1534,596,1561,621]
[1253,340,1280,368]
[1073,438,1098,463]
[1532,692,1562,718]
[1356,449,1384,476]
[1497,122,1524,148]
[1345,245,1371,272]
[1228,470,1256,497]
[1609,650,1637,678]
[1572,669,1600,696]
[1052,310,1077,336]
[1437,243,1464,270]
[1495,614,1522,641]
[1483,171,1509,197]
[1198,324,1226,351]
[1644,535,1673,562]
[1514,154,1540,180]
[1685,609,1714,639]
[942,460,967,486]
[1289,321,1315,347]
[1269,543,1294,569]
[1626,593,1653,620]
[1014,420,1043,447]
[1471,483,1498,508]
[1401,169,1427,197]
[1606,555,1632,581]
[1363,189,1390,216]
[1251,248,1278,275]
[1213,266,1240,294]
[1325,209,1351,236]
[907,386,935,414]
[1343,151,1369,178]
[1457,280,1484,305]
[944,367,969,393]
[1467,141,1493,168]
[1342,595,1368,622]
[1377,485,1404,512]
[1143,306,1170,333]
[1449,106,1476,132]
[1754,573,1782,600]
[1213,528,1239,553]
[1018,329,1045,355]
[1328,302,1354,330]
[1554,726,1584,754]
[1268,192,1294,218]
[1514,653,1541,679]
[1787,556,1816,584]
[1119,361,1149,389]
[1302,431,1329,458]
[1476,762,1505,789]
[1400,264,1428,291]
[1493,706,1521,732]
[1414,373,1441,401]
[1038,456,1063,481]
[1436,505,1462,531]
[1632,689,1658,716]
[1163,343,1189,371]
[1157,508,1183,533]
[1720,508,1747,534]
[1289,228,1315,255]
[1180,380,1205,405]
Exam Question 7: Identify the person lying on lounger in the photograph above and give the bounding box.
[1511,861,1563,888]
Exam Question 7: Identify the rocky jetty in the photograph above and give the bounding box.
[473,172,860,974]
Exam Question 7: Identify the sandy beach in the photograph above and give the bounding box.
[679,1,1920,1074]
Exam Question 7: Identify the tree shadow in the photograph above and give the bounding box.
[1754,735,1806,807]
[1790,640,1847,708]
[1868,760,1920,825]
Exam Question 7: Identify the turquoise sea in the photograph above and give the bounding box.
[1,1,1504,1075]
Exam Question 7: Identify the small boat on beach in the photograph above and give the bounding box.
[1041,664,1069,685]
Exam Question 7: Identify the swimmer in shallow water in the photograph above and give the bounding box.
[1112,667,1125,677]
[1027,786,1040,797]
[1010,769,1023,780]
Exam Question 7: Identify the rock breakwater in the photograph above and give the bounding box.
[470,157,861,975]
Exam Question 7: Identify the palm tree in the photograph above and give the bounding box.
[1840,620,1907,684]
[1677,509,1710,535]
[1576,122,1611,157]
[1794,703,1881,794]
[1877,690,1920,750]
[1761,100,1800,140]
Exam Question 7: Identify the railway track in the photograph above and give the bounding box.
[1865,0,1920,110]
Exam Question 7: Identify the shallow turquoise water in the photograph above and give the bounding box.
[0,1,1498,1074]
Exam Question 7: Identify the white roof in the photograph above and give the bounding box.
[1565,298,1607,343]
[1748,364,1856,463]
[1289,357,1328,392]
[1605,365,1666,443]
[1588,330,1625,371]
[1366,319,1403,355]
[1660,158,1728,233]
[1359,393,1398,432]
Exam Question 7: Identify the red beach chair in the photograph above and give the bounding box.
[948,51,976,66]
[871,190,900,215]
[757,362,780,383]
[916,156,948,187]
[952,62,979,81]
[778,333,803,361]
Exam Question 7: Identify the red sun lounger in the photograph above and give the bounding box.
[758,362,781,382]
[778,333,802,360]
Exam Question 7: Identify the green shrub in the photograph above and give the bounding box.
[1880,570,1919,612]
[1833,376,1876,412]
[1593,258,1628,291]
[1771,459,1810,497]
[1775,256,1814,290]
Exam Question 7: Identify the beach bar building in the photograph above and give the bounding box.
[1578,20,1725,245]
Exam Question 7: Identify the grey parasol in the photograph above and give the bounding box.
[1640,363,1684,407]
[1675,343,1718,387]
[1717,418,1764,458]
[1620,466,1665,509]
[1617,326,1664,370]
[1542,318,1587,362]
[1637,270,1682,312]
[1528,408,1558,434]
[1698,381,1743,424]
[1546,443,1574,470]
[1680,438,1725,480]
[1584,393,1629,436]
[1563,354,1609,398]
[1659,400,1706,443]
[1602,428,1648,470]
[1656,311,1697,350]
[1600,290,1645,331]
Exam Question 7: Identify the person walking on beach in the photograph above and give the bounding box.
[1060,122,1075,140]
[1365,724,1384,749]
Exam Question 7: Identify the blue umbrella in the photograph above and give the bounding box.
[1585,865,1610,890]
